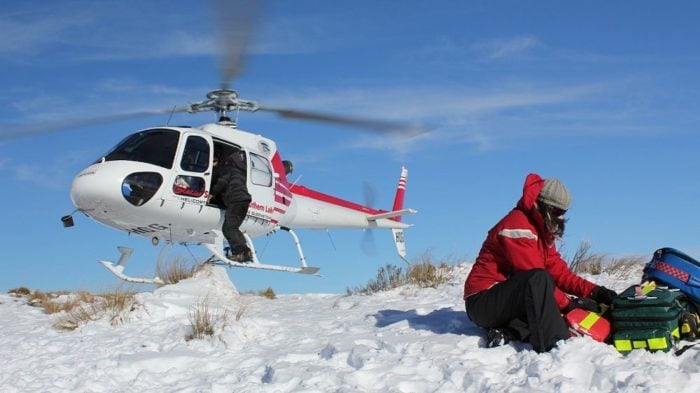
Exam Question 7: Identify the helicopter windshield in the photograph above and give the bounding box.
[103,129,180,169]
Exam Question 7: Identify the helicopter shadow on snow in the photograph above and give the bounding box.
[372,307,482,336]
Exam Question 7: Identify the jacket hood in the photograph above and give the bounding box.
[517,173,545,211]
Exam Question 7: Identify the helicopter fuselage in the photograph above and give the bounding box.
[70,123,409,248]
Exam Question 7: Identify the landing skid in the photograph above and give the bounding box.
[204,228,320,275]
[99,245,167,285]
[98,228,320,285]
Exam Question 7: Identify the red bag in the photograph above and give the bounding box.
[565,306,610,342]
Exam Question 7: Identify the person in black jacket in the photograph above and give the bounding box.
[209,149,253,262]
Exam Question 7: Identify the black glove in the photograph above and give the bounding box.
[591,286,617,305]
[564,297,601,314]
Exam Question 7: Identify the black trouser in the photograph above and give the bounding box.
[465,269,569,353]
[222,201,250,254]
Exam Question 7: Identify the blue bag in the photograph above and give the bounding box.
[644,248,700,304]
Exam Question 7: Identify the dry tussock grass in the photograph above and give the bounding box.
[605,255,648,279]
[347,251,454,294]
[156,256,201,286]
[346,264,405,295]
[568,240,647,277]
[100,288,138,325]
[259,287,277,299]
[8,287,31,297]
[53,302,102,331]
[407,261,451,288]
[406,251,452,288]
[186,298,229,341]
[53,288,137,330]
[43,291,96,315]
[235,302,248,322]
[7,286,137,331]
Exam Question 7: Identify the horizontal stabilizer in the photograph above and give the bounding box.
[367,208,417,222]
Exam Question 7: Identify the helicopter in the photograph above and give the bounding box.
[62,93,417,285]
[4,1,423,286]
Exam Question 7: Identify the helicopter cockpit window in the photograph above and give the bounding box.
[104,129,179,169]
[180,135,210,173]
[250,153,272,187]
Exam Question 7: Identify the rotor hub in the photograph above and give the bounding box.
[187,88,259,120]
[206,88,239,102]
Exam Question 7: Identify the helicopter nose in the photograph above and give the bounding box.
[70,163,165,214]
[70,165,112,213]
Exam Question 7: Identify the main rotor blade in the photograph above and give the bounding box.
[0,107,188,141]
[214,0,261,89]
[257,105,430,137]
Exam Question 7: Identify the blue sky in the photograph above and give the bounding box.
[1,0,699,294]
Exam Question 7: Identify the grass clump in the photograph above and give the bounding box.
[347,251,453,295]
[156,256,201,286]
[8,287,31,297]
[567,240,647,277]
[186,298,229,341]
[347,264,405,295]
[8,286,137,330]
[259,287,277,299]
[406,251,452,288]
[52,288,137,330]
[407,261,451,288]
[101,289,139,325]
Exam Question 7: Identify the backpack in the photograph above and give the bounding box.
[610,281,698,354]
[643,247,700,304]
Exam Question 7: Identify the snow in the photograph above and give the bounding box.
[2,263,700,393]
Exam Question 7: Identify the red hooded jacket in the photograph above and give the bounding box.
[463,173,596,310]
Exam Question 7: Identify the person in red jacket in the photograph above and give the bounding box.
[463,173,617,353]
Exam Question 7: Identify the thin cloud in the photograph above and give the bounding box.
[472,35,540,60]
[259,78,685,155]
[0,3,326,64]
[6,147,99,189]
[2,71,674,156]
[14,163,67,189]
[8,79,204,125]
[262,82,605,124]
[0,8,93,57]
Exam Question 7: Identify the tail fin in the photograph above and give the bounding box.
[391,166,408,222]
[392,166,410,264]
[392,228,409,264]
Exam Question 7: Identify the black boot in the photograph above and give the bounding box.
[486,328,515,348]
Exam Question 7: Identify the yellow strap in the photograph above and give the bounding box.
[614,340,632,352]
[672,327,680,339]
[633,340,648,349]
[648,337,669,350]
[579,312,601,330]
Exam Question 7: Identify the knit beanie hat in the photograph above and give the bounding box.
[537,178,571,210]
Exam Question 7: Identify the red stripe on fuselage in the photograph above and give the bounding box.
[275,182,293,198]
[274,195,291,206]
[290,185,385,215]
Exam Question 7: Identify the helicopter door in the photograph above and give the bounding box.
[246,151,276,232]
[167,133,212,206]
[207,140,246,209]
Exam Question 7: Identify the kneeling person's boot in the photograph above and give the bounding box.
[486,328,515,348]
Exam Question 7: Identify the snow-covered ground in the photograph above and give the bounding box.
[1,263,700,393]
